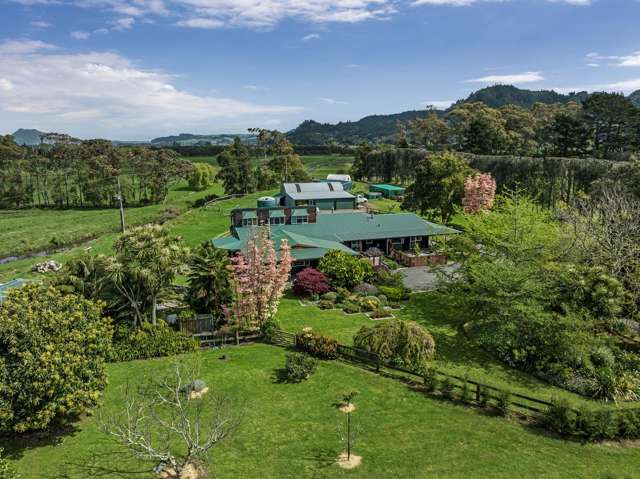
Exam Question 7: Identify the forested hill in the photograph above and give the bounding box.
[286,85,594,145]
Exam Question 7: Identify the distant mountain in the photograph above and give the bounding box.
[150,133,255,147]
[286,85,621,145]
[630,90,640,108]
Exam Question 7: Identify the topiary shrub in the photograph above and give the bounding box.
[0,285,113,434]
[284,352,318,382]
[378,285,410,302]
[318,250,373,288]
[353,319,436,370]
[353,283,379,296]
[343,302,362,314]
[359,295,381,312]
[335,287,351,302]
[110,321,198,362]
[318,299,335,310]
[296,330,339,359]
[293,268,330,297]
[369,308,393,319]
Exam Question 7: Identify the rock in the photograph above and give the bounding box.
[31,260,62,273]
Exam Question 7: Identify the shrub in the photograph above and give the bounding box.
[296,331,339,359]
[378,285,410,302]
[293,268,330,297]
[343,302,362,314]
[284,352,318,382]
[318,299,335,310]
[377,294,388,306]
[618,410,640,438]
[335,287,351,302]
[370,308,393,319]
[461,379,472,402]
[318,251,373,288]
[353,283,379,296]
[496,391,511,416]
[478,386,491,407]
[360,295,381,312]
[440,378,454,399]
[423,367,439,393]
[0,448,17,479]
[353,319,436,370]
[192,193,219,208]
[542,399,577,435]
[321,292,338,302]
[374,269,406,289]
[0,285,113,433]
[111,321,198,362]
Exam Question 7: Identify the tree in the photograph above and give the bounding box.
[186,241,233,319]
[262,130,310,182]
[448,102,508,154]
[225,227,291,340]
[409,111,450,151]
[462,173,496,214]
[582,92,638,158]
[402,152,472,222]
[215,137,255,194]
[0,285,112,433]
[318,250,373,288]
[292,268,330,297]
[100,361,242,479]
[187,163,216,191]
[350,141,373,180]
[107,225,189,327]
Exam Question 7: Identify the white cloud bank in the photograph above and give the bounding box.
[0,39,302,139]
[466,71,545,84]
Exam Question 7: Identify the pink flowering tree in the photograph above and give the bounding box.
[225,226,292,343]
[462,173,496,214]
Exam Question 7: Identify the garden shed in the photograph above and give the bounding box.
[370,184,406,199]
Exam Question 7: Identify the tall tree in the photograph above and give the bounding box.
[582,92,638,158]
[215,137,255,194]
[402,152,472,222]
[409,111,450,151]
[187,241,233,319]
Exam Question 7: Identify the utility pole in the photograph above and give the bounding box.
[115,176,126,233]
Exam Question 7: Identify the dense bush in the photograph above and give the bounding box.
[353,283,379,296]
[353,319,436,370]
[378,285,410,302]
[370,308,393,319]
[318,299,335,310]
[188,162,216,190]
[360,295,381,312]
[284,352,318,382]
[187,241,233,318]
[110,321,198,362]
[192,193,219,208]
[296,330,339,359]
[344,302,362,314]
[496,391,511,416]
[0,285,113,433]
[0,448,17,479]
[260,319,281,343]
[318,251,373,288]
[293,268,330,297]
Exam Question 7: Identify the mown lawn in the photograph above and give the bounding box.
[4,344,638,479]
[302,155,353,180]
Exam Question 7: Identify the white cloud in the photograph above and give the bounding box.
[412,0,590,5]
[422,100,455,109]
[585,51,640,67]
[554,78,640,95]
[0,39,302,138]
[618,52,640,67]
[30,20,52,28]
[176,18,224,28]
[586,63,599,68]
[320,97,348,105]
[346,63,360,68]
[71,30,91,39]
[302,33,320,41]
[243,84,268,91]
[113,17,135,29]
[466,71,545,84]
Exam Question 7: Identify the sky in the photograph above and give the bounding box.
[1,0,640,140]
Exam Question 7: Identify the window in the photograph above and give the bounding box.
[351,240,362,252]
[242,218,258,227]
[294,215,308,224]
[409,236,421,249]
[365,239,373,245]
[269,217,284,225]
[391,238,403,249]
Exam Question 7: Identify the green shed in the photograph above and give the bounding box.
[370,184,406,198]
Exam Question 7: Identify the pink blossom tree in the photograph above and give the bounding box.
[462,173,496,214]
[225,226,292,343]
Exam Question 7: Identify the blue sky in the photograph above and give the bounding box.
[1,0,640,140]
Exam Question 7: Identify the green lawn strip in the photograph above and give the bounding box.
[277,293,629,412]
[4,344,638,479]
[301,155,353,181]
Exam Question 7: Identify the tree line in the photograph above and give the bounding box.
[0,136,191,209]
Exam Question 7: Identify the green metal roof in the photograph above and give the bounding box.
[0,279,33,303]
[291,208,309,216]
[370,184,405,192]
[242,210,257,220]
[269,209,285,218]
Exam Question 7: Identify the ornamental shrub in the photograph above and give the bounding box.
[0,448,17,479]
[260,319,281,343]
[0,285,113,433]
[496,391,511,416]
[110,321,198,362]
[296,330,339,359]
[378,285,410,302]
[353,283,379,296]
[318,251,373,288]
[542,399,577,435]
[321,292,338,302]
[360,295,381,312]
[284,352,318,383]
[369,308,393,319]
[353,319,436,370]
[293,268,330,297]
[344,302,362,314]
[318,299,335,310]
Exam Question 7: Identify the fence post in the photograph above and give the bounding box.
[376,355,381,373]
[476,383,481,402]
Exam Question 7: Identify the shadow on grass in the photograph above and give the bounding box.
[1,424,80,461]
[63,440,152,478]
[306,446,341,477]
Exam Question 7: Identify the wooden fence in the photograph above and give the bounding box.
[264,328,552,418]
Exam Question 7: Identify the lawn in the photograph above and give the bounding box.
[4,344,638,479]
[301,155,353,181]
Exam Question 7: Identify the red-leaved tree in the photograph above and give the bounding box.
[462,173,496,214]
[293,268,330,297]
[225,227,292,342]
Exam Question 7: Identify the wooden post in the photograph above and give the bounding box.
[476,383,481,402]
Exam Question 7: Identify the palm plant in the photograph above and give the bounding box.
[186,241,233,319]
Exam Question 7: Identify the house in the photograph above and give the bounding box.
[213,208,459,272]
[369,184,406,199]
[281,182,356,210]
[324,174,353,191]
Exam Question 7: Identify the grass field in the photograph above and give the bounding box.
[4,343,638,479]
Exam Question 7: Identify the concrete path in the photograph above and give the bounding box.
[399,263,460,292]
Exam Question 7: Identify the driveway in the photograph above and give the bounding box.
[399,263,460,292]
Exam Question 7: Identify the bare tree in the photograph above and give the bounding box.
[100,361,242,479]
